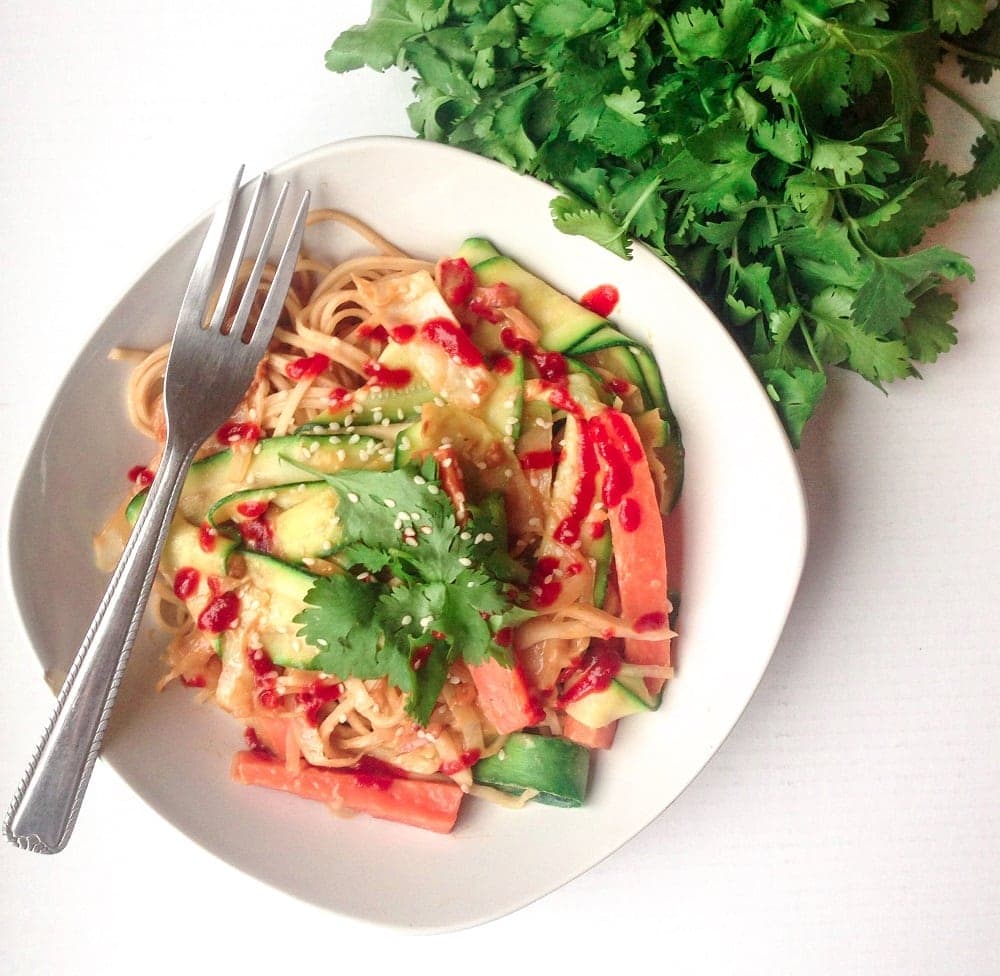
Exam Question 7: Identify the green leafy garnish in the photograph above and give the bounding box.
[327,0,1000,446]
[292,457,531,726]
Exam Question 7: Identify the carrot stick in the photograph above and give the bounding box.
[231,750,463,834]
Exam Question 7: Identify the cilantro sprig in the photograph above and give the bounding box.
[327,0,1000,445]
[292,457,531,726]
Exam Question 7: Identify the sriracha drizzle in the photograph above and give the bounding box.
[580,284,620,318]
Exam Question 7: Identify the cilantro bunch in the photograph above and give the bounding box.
[327,0,1000,444]
[292,458,531,726]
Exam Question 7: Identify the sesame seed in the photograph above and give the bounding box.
[458,557,472,567]
[347,492,359,503]
[384,498,396,508]
[427,484,439,494]
[420,525,432,535]
[316,638,329,647]
[396,409,405,420]
[460,531,472,541]
[337,449,347,462]
[348,433,361,444]
[420,616,433,628]
[483,533,494,542]
[405,537,419,547]
[413,475,426,485]
[401,615,413,626]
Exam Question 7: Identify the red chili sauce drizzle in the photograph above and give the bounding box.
[285,352,330,381]
[439,749,482,776]
[248,646,281,709]
[519,449,556,472]
[494,626,513,648]
[215,420,262,444]
[328,386,354,409]
[421,317,484,367]
[236,500,268,519]
[127,465,154,487]
[410,643,433,672]
[244,726,269,755]
[355,322,389,343]
[619,497,641,533]
[216,421,262,446]
[352,755,403,791]
[604,377,631,398]
[197,591,240,634]
[198,521,218,553]
[297,680,343,727]
[588,416,635,508]
[553,430,599,546]
[499,327,568,382]
[488,352,514,375]
[530,555,563,608]
[390,323,417,344]
[580,284,620,318]
[362,360,413,389]
[238,516,273,553]
[468,282,520,323]
[172,566,201,600]
[437,258,476,308]
[558,643,622,706]
[634,611,668,633]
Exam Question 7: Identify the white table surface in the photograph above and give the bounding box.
[2,2,997,973]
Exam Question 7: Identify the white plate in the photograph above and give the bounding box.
[5,136,807,932]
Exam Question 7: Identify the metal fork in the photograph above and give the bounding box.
[3,169,310,854]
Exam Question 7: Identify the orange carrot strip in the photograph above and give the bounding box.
[469,658,545,734]
[231,750,463,834]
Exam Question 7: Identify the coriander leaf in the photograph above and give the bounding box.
[860,163,965,254]
[763,366,827,447]
[810,286,913,386]
[754,119,807,163]
[550,194,632,258]
[853,245,974,337]
[292,460,531,726]
[811,137,867,185]
[325,0,423,72]
[296,574,384,677]
[963,130,1000,200]
[933,0,988,36]
[902,289,959,363]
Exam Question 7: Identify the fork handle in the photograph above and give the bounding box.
[4,438,198,853]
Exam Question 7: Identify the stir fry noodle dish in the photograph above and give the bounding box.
[97,207,683,833]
